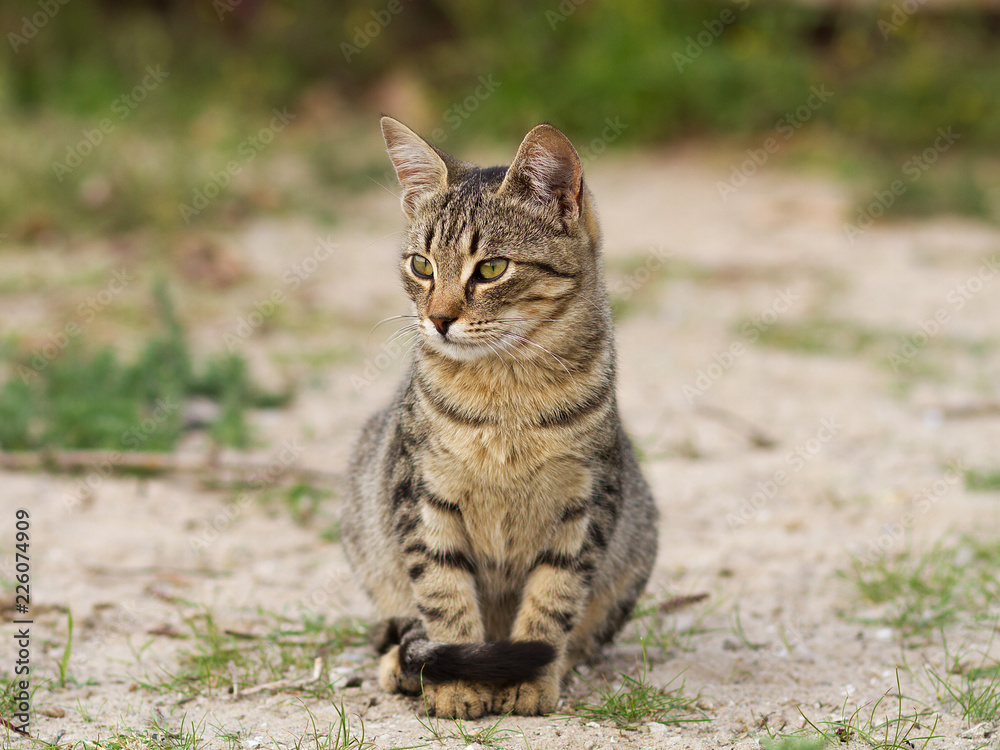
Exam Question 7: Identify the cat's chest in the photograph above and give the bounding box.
[420,433,591,566]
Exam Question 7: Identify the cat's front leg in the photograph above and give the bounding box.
[493,503,596,716]
[397,497,495,718]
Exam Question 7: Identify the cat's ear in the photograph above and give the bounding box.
[499,124,583,224]
[381,116,450,218]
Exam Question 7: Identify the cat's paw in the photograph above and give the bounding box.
[422,681,493,719]
[491,677,559,716]
[378,646,420,695]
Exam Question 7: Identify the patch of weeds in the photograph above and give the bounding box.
[841,535,1000,638]
[797,672,939,750]
[290,700,372,750]
[414,703,510,748]
[749,318,892,357]
[143,608,368,699]
[627,593,715,656]
[259,483,333,527]
[570,647,708,730]
[0,282,290,451]
[79,715,204,750]
[922,632,1000,726]
[965,468,1000,492]
[760,736,830,750]
[55,610,73,688]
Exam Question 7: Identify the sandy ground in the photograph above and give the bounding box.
[2,146,1000,749]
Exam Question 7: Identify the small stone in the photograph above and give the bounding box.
[584,741,596,750]
[585,722,601,729]
[464,744,487,750]
[648,722,668,734]
[40,707,65,718]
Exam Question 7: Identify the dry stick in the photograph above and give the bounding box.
[0,450,343,485]
[695,404,777,449]
[239,658,325,697]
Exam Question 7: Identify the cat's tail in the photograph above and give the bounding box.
[373,617,556,685]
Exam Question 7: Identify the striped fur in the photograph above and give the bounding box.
[342,117,658,719]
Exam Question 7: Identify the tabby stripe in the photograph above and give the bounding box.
[537,603,577,633]
[560,503,588,523]
[530,550,590,573]
[394,512,419,537]
[403,540,475,574]
[424,494,462,514]
[469,227,480,255]
[521,260,577,279]
[425,225,435,252]
[414,371,491,426]
[416,603,448,621]
[537,378,614,428]
[408,562,427,581]
[431,548,476,574]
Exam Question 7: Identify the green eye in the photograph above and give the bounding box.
[476,258,508,281]
[411,255,433,278]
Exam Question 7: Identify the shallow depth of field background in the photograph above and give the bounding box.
[2,3,1000,749]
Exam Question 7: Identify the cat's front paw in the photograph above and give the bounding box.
[378,646,420,695]
[423,680,493,719]
[491,677,559,716]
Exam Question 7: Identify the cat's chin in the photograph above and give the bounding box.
[424,336,495,363]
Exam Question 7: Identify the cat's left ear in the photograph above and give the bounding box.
[499,124,583,224]
[381,116,451,218]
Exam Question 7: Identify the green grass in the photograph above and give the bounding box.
[627,594,715,656]
[922,632,1000,726]
[0,281,290,452]
[416,709,514,749]
[841,535,1000,638]
[965,468,1000,492]
[137,608,368,699]
[569,648,708,729]
[749,317,892,356]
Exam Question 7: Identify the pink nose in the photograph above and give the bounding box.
[430,315,456,335]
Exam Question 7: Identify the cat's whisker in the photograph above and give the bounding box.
[501,332,574,380]
[367,314,419,349]
[383,323,421,349]
[483,341,515,375]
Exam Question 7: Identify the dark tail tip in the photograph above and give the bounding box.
[401,639,557,685]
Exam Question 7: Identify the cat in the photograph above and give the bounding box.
[341,116,658,719]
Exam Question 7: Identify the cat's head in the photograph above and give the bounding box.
[381,116,604,366]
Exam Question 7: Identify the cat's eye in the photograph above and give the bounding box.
[411,254,433,278]
[476,258,508,281]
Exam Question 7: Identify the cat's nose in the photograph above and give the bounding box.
[429,315,456,335]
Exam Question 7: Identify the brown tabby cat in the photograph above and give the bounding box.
[341,116,658,719]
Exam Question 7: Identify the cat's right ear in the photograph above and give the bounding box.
[381,116,449,219]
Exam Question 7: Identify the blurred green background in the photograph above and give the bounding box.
[1,0,999,451]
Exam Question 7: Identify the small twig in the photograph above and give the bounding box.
[0,449,342,485]
[0,717,30,738]
[658,592,710,614]
[695,405,777,448]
